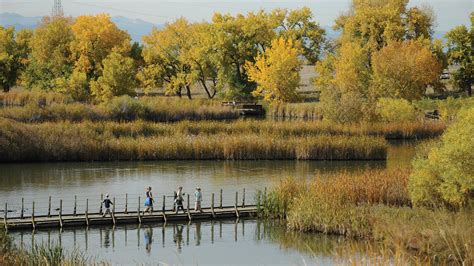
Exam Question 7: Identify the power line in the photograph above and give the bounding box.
[71,2,176,20]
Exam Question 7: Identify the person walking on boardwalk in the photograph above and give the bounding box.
[194,187,203,212]
[174,186,185,214]
[143,186,154,215]
[102,194,113,218]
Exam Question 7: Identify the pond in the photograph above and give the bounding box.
[0,141,417,264]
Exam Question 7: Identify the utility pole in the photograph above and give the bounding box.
[51,0,64,17]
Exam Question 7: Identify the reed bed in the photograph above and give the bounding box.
[268,102,323,120]
[0,90,73,107]
[261,169,473,264]
[9,119,443,140]
[0,118,387,162]
[0,95,239,122]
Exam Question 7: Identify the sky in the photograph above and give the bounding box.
[1,0,472,31]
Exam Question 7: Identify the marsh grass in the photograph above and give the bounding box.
[268,102,323,120]
[0,229,99,265]
[262,169,473,264]
[0,90,73,107]
[0,95,239,122]
[0,119,387,162]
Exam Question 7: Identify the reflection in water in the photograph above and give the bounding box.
[144,226,153,254]
[173,224,184,253]
[9,219,384,265]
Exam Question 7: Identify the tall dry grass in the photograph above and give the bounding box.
[268,102,323,120]
[0,119,387,162]
[0,90,73,107]
[0,95,239,122]
[262,169,473,264]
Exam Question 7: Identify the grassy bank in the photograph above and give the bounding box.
[0,119,387,162]
[260,169,473,264]
[0,94,238,122]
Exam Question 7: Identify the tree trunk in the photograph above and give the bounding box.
[185,85,192,99]
[200,79,213,99]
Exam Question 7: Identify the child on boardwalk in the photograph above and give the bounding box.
[143,186,154,215]
[102,194,113,217]
[194,187,202,212]
[174,186,185,213]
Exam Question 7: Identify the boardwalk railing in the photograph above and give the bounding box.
[2,188,267,231]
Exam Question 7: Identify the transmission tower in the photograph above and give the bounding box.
[51,0,64,17]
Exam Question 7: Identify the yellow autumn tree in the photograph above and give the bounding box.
[25,16,75,91]
[370,40,442,100]
[71,14,131,79]
[140,18,195,99]
[245,38,302,102]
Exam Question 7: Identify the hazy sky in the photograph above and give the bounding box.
[1,0,472,31]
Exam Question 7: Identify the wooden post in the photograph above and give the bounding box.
[4,203,7,230]
[85,199,89,226]
[112,197,116,225]
[242,188,245,208]
[59,199,63,228]
[211,193,215,218]
[162,195,167,222]
[74,195,77,216]
[99,194,103,215]
[186,194,191,221]
[124,193,128,214]
[31,201,35,229]
[235,191,239,218]
[219,189,223,209]
[48,196,51,217]
[20,198,24,219]
[137,196,141,224]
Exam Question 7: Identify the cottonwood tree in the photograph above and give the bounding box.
[0,27,32,92]
[370,40,442,100]
[246,38,302,102]
[24,16,75,91]
[90,52,137,102]
[141,18,195,99]
[316,0,438,122]
[276,7,326,64]
[71,14,131,80]
[445,12,473,96]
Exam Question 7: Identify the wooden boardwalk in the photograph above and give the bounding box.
[2,206,258,230]
[2,189,266,231]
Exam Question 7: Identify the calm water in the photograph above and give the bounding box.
[1,141,417,264]
[8,219,353,265]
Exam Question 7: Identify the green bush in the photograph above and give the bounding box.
[376,98,418,122]
[106,95,146,121]
[409,106,474,208]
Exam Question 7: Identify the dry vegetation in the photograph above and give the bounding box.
[261,169,473,264]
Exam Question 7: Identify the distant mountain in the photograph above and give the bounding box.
[1,13,447,42]
[0,12,160,42]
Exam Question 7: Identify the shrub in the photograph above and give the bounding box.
[409,106,474,208]
[376,98,418,122]
[106,95,146,121]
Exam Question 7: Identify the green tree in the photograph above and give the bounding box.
[54,70,89,101]
[445,12,473,96]
[211,10,279,100]
[0,27,32,92]
[90,52,137,102]
[276,7,326,64]
[24,16,75,91]
[141,18,195,99]
[245,38,302,102]
[409,106,474,208]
